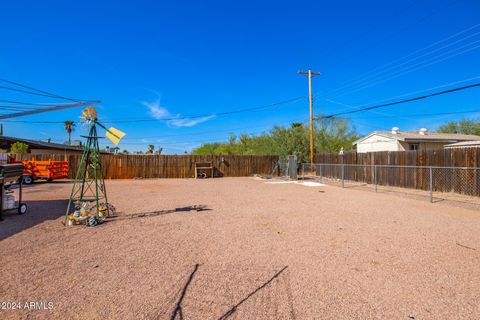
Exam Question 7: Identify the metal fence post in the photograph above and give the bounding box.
[320,164,323,183]
[429,166,433,203]
[342,164,345,188]
[374,165,377,193]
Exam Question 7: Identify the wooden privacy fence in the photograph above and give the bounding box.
[307,148,480,197]
[314,148,480,167]
[14,154,279,179]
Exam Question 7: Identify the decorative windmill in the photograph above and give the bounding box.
[65,106,125,226]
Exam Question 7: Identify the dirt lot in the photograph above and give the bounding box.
[0,177,479,319]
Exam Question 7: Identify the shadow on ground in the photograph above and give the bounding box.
[216,266,289,320]
[113,205,212,221]
[0,199,68,241]
[166,264,289,320]
[21,180,74,188]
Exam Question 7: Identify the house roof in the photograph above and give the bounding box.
[0,135,83,152]
[353,131,480,145]
[444,140,480,148]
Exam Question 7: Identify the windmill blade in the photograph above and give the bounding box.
[0,100,100,119]
[94,120,126,145]
[105,127,126,145]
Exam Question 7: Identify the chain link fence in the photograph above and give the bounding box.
[301,163,480,203]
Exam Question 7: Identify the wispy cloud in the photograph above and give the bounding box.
[142,98,215,127]
[143,99,169,119]
[168,115,215,127]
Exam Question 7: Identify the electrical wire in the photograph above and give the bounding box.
[0,78,81,102]
[330,40,480,99]
[0,106,38,111]
[122,124,273,140]
[348,108,480,119]
[0,99,76,107]
[0,100,100,120]
[322,83,480,119]
[0,96,306,124]
[327,29,480,97]
[325,22,480,97]
[325,0,464,74]
[319,75,480,112]
[107,96,305,123]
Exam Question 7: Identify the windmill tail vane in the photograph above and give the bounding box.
[95,121,126,145]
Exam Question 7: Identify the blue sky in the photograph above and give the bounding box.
[1,0,479,153]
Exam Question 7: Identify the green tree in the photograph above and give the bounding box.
[10,141,29,154]
[191,142,223,155]
[191,115,358,161]
[314,116,358,153]
[64,120,76,145]
[437,119,480,135]
[157,147,163,155]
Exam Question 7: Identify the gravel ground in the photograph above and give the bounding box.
[0,177,479,319]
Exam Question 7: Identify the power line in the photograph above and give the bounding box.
[122,124,273,140]
[111,108,480,146]
[115,106,480,144]
[330,40,480,99]
[0,78,81,102]
[0,100,100,120]
[0,78,98,119]
[324,0,463,75]
[0,99,75,107]
[0,106,38,112]
[316,76,480,122]
[109,96,305,123]
[0,96,306,124]
[320,97,416,122]
[0,85,77,99]
[324,22,480,97]
[327,29,480,98]
[349,108,480,119]
[322,83,480,119]
[319,75,480,111]
[29,105,480,147]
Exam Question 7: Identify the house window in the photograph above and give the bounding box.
[409,143,419,151]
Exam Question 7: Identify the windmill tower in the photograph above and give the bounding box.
[65,106,125,225]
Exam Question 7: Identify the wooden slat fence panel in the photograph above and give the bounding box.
[13,154,279,179]
[313,148,480,196]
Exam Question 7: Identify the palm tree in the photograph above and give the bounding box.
[64,120,75,145]
[147,144,155,154]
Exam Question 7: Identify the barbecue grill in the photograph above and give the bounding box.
[0,164,27,220]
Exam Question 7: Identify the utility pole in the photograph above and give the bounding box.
[297,69,320,164]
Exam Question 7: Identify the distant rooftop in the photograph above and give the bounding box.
[0,135,83,152]
[354,128,480,145]
[374,131,480,141]
[444,140,480,148]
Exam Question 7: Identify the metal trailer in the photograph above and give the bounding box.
[0,164,27,221]
[15,159,69,185]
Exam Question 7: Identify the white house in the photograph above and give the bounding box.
[353,127,480,153]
